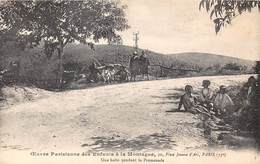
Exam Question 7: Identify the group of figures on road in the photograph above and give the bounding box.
[177,76,258,134]
[129,51,150,81]
[87,50,150,84]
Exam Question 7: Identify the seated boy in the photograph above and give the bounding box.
[177,85,212,117]
[177,85,198,114]
[198,80,214,109]
[214,85,234,116]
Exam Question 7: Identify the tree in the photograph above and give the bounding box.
[0,0,129,88]
[108,35,123,45]
[200,0,260,149]
[199,0,260,33]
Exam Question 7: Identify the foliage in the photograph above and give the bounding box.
[0,0,129,88]
[222,62,243,70]
[199,0,260,33]
[108,35,123,45]
[0,0,129,55]
[253,61,260,74]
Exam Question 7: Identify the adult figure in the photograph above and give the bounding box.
[139,51,150,80]
[236,76,258,131]
[88,61,99,82]
[129,51,139,81]
[240,76,257,106]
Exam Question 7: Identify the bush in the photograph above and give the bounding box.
[222,63,243,71]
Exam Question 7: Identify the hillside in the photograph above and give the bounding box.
[64,44,255,69]
[0,44,255,89]
[1,43,255,71]
[168,52,255,67]
[64,44,192,68]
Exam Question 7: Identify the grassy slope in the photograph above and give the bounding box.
[169,52,254,67]
[1,43,254,69]
[64,44,255,69]
[0,44,255,83]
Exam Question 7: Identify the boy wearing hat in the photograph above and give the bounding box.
[214,85,234,116]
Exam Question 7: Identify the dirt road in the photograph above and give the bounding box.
[0,75,251,153]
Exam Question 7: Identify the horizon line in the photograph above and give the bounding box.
[72,43,257,62]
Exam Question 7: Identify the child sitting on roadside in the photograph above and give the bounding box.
[177,85,227,131]
[177,85,213,118]
[214,85,234,117]
[198,80,214,112]
[177,85,197,114]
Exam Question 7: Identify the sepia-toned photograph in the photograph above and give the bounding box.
[0,0,260,164]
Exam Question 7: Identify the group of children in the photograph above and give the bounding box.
[177,79,234,118]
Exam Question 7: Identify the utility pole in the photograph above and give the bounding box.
[133,31,139,50]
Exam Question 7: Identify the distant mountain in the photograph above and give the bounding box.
[64,44,255,69]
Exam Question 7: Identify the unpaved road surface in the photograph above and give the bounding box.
[0,75,251,153]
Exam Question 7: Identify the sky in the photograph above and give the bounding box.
[118,0,260,61]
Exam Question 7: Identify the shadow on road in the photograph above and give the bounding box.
[159,88,184,92]
[82,133,177,151]
[150,88,183,107]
